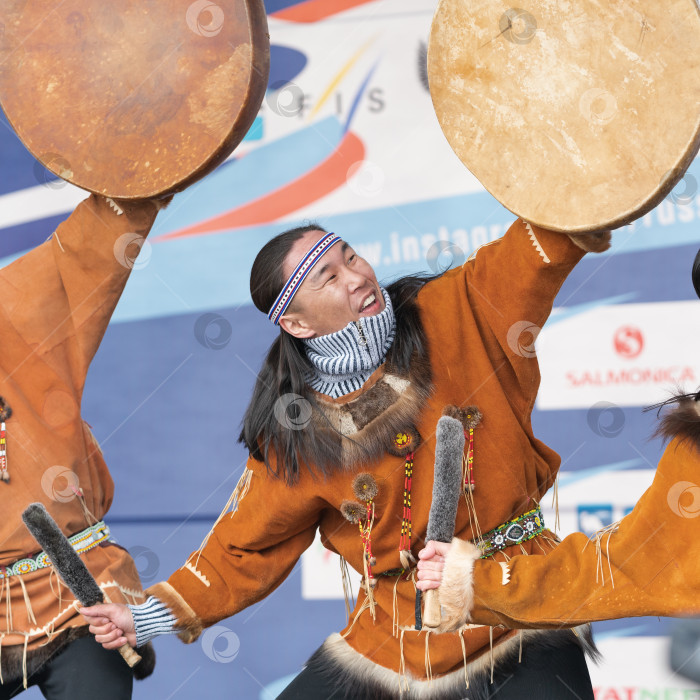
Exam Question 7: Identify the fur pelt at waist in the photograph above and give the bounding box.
[0,627,156,685]
[305,626,599,699]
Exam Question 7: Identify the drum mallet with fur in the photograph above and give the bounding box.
[22,502,141,667]
[423,413,465,628]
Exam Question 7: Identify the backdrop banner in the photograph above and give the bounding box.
[1,1,698,697]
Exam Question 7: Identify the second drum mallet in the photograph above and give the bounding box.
[422,410,465,628]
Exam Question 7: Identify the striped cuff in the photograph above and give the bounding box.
[128,596,177,647]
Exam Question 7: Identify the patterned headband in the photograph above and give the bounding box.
[268,232,342,325]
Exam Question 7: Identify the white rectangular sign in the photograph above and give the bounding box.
[537,301,700,410]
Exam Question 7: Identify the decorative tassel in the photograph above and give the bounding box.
[22,632,29,690]
[392,575,401,638]
[399,549,416,570]
[424,629,433,684]
[459,629,470,690]
[463,481,482,542]
[464,427,475,492]
[399,452,414,558]
[344,473,380,619]
[339,556,355,624]
[398,628,409,694]
[442,405,481,492]
[46,568,62,642]
[49,567,65,615]
[541,532,560,550]
[0,422,8,482]
[341,596,370,639]
[551,474,560,532]
[0,396,12,483]
[585,520,620,587]
[489,626,495,684]
[72,486,99,526]
[446,406,482,541]
[5,576,12,633]
[519,629,523,662]
[192,468,252,569]
[44,618,57,645]
[17,576,37,626]
[604,526,617,589]
[53,230,65,252]
[22,633,29,689]
[533,535,547,554]
[358,501,376,619]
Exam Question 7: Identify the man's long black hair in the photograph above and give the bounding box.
[238,224,439,484]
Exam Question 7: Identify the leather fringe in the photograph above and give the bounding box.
[339,556,355,624]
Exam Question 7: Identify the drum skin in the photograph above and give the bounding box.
[0,0,269,198]
[428,0,700,233]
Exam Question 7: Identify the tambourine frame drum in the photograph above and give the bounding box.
[0,0,269,198]
[428,0,700,233]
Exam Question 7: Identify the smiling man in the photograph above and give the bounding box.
[83,220,616,699]
[276,231,386,339]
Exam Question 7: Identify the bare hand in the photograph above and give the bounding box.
[416,540,452,591]
[81,603,136,650]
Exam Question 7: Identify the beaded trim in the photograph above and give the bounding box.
[399,451,414,553]
[268,232,341,325]
[1,521,112,578]
[376,507,545,579]
[475,507,544,559]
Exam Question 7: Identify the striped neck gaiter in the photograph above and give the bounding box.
[303,288,395,398]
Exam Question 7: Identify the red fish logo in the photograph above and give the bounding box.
[613,326,644,359]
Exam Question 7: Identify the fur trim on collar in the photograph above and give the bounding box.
[310,348,433,469]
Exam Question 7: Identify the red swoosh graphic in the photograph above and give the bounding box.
[272,0,377,23]
[160,131,365,240]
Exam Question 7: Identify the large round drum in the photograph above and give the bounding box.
[428,0,700,233]
[0,0,269,198]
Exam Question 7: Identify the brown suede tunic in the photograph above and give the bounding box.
[0,195,158,655]
[460,433,700,629]
[150,220,588,683]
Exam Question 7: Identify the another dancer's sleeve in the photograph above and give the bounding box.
[435,435,700,632]
[0,195,159,395]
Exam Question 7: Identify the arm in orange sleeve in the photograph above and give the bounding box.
[435,433,700,632]
[0,195,160,396]
[146,459,324,642]
[462,222,610,403]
